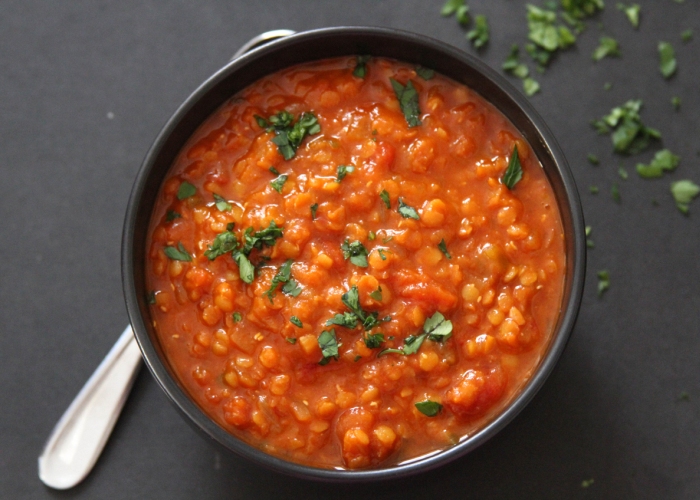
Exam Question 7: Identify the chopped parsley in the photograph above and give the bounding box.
[590,185,599,194]
[232,312,242,323]
[618,167,628,180]
[670,180,700,214]
[326,285,390,335]
[232,252,255,284]
[369,287,383,301]
[526,5,576,60]
[523,77,541,96]
[212,193,232,212]
[415,400,443,417]
[380,190,391,209]
[177,181,196,200]
[502,145,523,189]
[416,66,435,80]
[635,149,680,179]
[678,391,690,402]
[658,41,677,79]
[398,198,420,219]
[581,479,595,489]
[467,15,489,49]
[270,174,288,193]
[379,312,453,357]
[368,231,376,241]
[438,239,452,259]
[363,332,386,349]
[317,329,339,365]
[592,36,621,61]
[671,96,681,110]
[441,0,470,25]
[390,78,422,127]
[617,3,640,28]
[612,183,621,203]
[503,45,530,80]
[269,166,280,175]
[166,210,181,222]
[597,270,610,297]
[204,227,237,260]
[255,111,321,160]
[561,0,604,19]
[587,153,600,165]
[290,316,303,328]
[164,242,192,262]
[341,239,369,267]
[146,291,157,305]
[604,82,612,91]
[264,259,294,301]
[377,248,388,261]
[353,55,370,78]
[681,29,693,43]
[585,225,594,248]
[282,279,302,297]
[592,100,661,155]
[240,220,284,255]
[310,203,318,220]
[336,165,355,182]
[286,337,297,344]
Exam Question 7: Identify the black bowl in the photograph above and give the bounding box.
[122,26,586,482]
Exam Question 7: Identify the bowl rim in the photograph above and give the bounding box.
[122,25,586,482]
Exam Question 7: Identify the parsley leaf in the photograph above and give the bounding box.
[269,166,280,175]
[380,190,391,209]
[415,400,443,417]
[290,316,303,328]
[363,332,385,349]
[597,270,610,297]
[401,333,427,355]
[592,36,621,61]
[503,45,530,79]
[232,312,242,323]
[241,220,284,255]
[592,100,661,155]
[327,312,359,329]
[670,180,700,214]
[270,174,288,193]
[337,165,355,182]
[635,149,680,179]
[326,285,390,334]
[390,78,422,127]
[658,41,677,79]
[232,251,255,284]
[341,239,369,268]
[264,259,293,301]
[353,55,370,78]
[318,329,339,365]
[310,203,318,220]
[166,210,181,222]
[212,193,232,212]
[164,242,192,262]
[369,287,383,302]
[438,239,452,259]
[502,145,523,189]
[256,111,321,160]
[177,181,196,200]
[204,228,237,260]
[398,198,420,219]
[286,337,297,344]
[617,3,640,28]
[416,66,435,80]
[467,14,489,49]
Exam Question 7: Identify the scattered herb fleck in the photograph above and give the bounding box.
[592,36,621,61]
[585,225,594,248]
[282,279,302,297]
[678,391,690,402]
[255,111,321,160]
[670,180,700,214]
[603,82,612,90]
[612,183,621,202]
[593,100,661,155]
[177,181,196,200]
[269,166,280,176]
[368,231,376,241]
[164,242,192,262]
[398,198,420,219]
[618,167,628,180]
[467,14,490,49]
[212,193,232,212]
[146,291,157,305]
[416,66,435,80]
[636,149,680,178]
[390,78,422,127]
[341,239,369,268]
[587,153,600,165]
[290,316,303,328]
[597,270,610,297]
[270,174,288,193]
[523,77,541,96]
[353,55,370,78]
[415,400,443,417]
[264,259,294,301]
[581,479,595,489]
[232,312,242,323]
[590,185,599,194]
[310,203,318,220]
[681,29,693,43]
[286,337,297,344]
[671,96,681,110]
[438,239,452,259]
[317,329,339,365]
[336,164,355,182]
[380,190,391,209]
[502,145,523,189]
[503,45,530,80]
[166,210,181,222]
[658,41,677,79]
[369,287,383,302]
[617,3,640,28]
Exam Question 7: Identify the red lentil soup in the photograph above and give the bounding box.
[145,56,566,470]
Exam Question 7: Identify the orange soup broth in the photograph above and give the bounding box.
[145,56,566,469]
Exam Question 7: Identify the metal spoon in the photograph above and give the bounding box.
[37,29,295,490]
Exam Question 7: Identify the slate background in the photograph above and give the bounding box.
[2,1,699,498]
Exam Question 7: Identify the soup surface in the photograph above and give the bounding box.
[145,56,565,469]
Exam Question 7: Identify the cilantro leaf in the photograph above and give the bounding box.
[326,312,359,329]
[286,337,297,344]
[166,210,181,222]
[310,203,318,220]
[353,55,370,78]
[164,242,192,262]
[423,312,453,342]
[438,239,452,259]
[670,180,700,214]
[318,329,339,365]
[585,225,594,248]
[635,149,680,179]
[593,100,660,155]
[416,66,435,80]
[282,279,302,297]
[503,45,530,79]
[561,0,604,19]
[269,166,280,175]
[341,239,369,268]
[270,174,288,193]
[441,0,465,16]
[369,287,383,301]
[523,77,541,96]
[264,259,293,301]
[380,190,391,209]
[204,229,237,260]
[290,316,303,328]
[212,193,232,212]
[402,333,427,355]
[597,270,610,297]
[337,165,355,182]
[587,154,600,165]
[658,41,677,79]
[467,14,489,49]
[241,220,284,255]
[592,36,621,61]
[232,251,255,284]
[390,78,422,127]
[398,198,420,219]
[617,3,640,28]
[363,332,385,349]
[415,400,443,417]
[177,181,196,200]
[257,111,321,160]
[232,312,242,322]
[502,145,523,189]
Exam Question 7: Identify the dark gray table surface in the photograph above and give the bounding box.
[2,1,698,498]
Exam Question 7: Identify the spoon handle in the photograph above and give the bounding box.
[38,325,142,490]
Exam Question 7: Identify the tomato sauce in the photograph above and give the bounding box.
[145,57,566,469]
